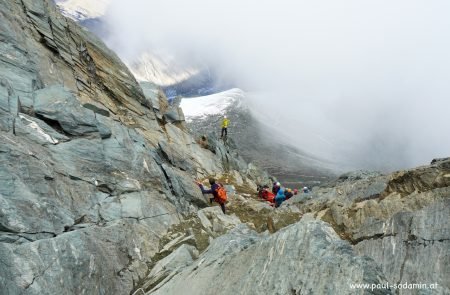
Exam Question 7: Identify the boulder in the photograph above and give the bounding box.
[142,244,198,292]
[14,113,70,145]
[34,85,100,136]
[196,207,241,235]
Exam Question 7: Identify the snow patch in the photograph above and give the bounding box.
[180,88,244,121]
[19,115,59,144]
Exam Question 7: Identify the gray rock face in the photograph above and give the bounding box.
[149,219,391,295]
[287,158,450,294]
[0,0,267,293]
[0,221,158,295]
[354,199,450,293]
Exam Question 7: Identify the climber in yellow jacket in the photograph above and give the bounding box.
[221,115,229,139]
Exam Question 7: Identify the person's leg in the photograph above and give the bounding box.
[221,128,225,138]
[220,203,226,214]
[224,128,227,136]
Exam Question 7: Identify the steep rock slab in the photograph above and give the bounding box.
[149,219,391,295]
[160,123,222,175]
[354,199,450,294]
[99,191,180,231]
[0,221,161,294]
[0,1,233,294]
[0,106,182,292]
[160,164,208,210]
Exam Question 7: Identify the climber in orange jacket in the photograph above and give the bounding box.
[195,178,227,214]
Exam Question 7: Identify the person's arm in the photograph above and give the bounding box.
[199,184,214,194]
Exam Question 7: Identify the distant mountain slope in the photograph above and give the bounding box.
[181,89,340,187]
[130,52,201,87]
[55,0,109,20]
[128,52,226,97]
[54,1,225,97]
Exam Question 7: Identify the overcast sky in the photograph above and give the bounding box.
[104,0,450,171]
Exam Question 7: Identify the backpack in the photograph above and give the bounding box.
[215,184,228,203]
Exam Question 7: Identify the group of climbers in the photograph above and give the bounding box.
[194,115,311,213]
[258,182,310,208]
[273,182,295,208]
[195,178,309,215]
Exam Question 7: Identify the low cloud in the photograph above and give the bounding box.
[104,0,450,171]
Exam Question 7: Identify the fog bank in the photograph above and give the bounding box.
[104,0,450,170]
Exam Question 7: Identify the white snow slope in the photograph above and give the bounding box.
[180,88,244,121]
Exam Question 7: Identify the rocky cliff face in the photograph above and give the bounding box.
[0,1,265,293]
